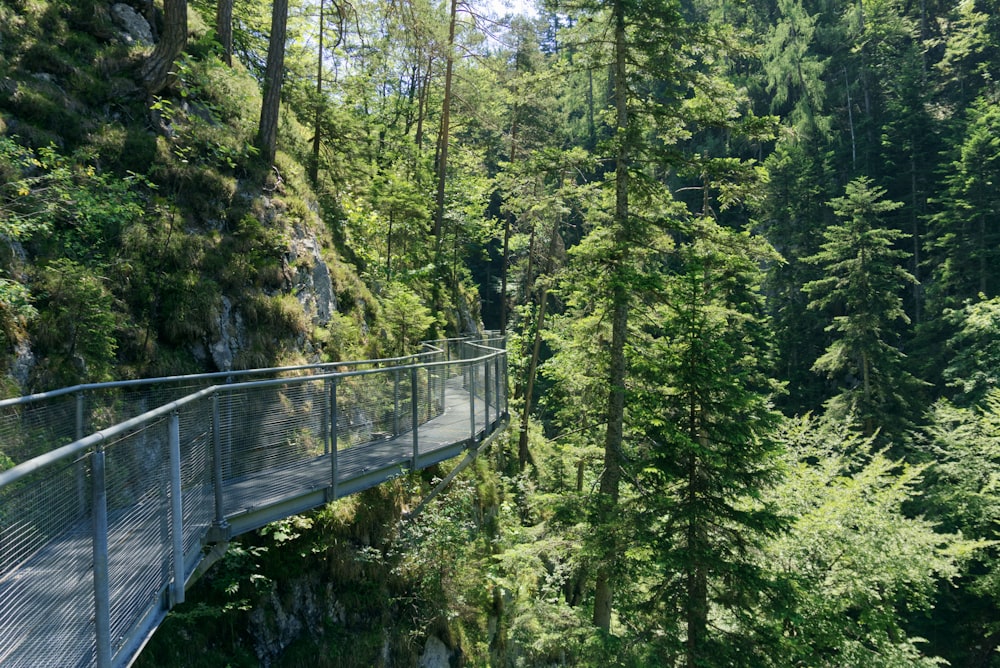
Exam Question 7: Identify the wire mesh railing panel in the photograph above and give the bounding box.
[85,382,211,435]
[102,421,172,657]
[177,400,215,556]
[0,393,79,466]
[0,336,508,668]
[220,379,329,512]
[0,454,97,668]
[337,372,396,448]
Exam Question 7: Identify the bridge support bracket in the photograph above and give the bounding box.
[403,418,508,522]
[205,522,231,544]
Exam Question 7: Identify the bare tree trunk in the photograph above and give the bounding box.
[415,55,432,151]
[215,0,233,66]
[141,0,187,95]
[258,0,290,167]
[500,113,518,336]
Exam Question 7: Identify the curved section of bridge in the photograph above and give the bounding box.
[0,335,508,668]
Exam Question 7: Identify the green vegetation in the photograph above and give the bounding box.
[4,0,1000,664]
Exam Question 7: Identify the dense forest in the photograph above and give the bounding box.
[1,0,999,664]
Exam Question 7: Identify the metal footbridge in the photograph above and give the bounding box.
[0,335,508,667]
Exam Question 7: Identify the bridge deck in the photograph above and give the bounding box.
[0,369,505,668]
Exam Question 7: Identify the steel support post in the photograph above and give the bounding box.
[393,369,400,437]
[485,359,492,430]
[440,362,446,413]
[321,379,329,456]
[211,394,226,529]
[75,391,85,440]
[92,447,112,668]
[495,355,503,418]
[469,365,477,443]
[330,378,338,498]
[168,411,185,606]
[426,368,433,422]
[76,391,87,518]
[411,366,419,469]
[503,354,508,415]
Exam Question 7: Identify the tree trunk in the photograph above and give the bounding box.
[141,0,187,95]
[215,0,233,67]
[500,111,519,336]
[434,0,458,255]
[685,428,709,667]
[258,0,290,167]
[518,217,561,471]
[310,0,325,184]
[593,0,629,633]
[415,54,432,151]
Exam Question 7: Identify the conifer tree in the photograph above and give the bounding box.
[632,220,786,665]
[803,177,922,435]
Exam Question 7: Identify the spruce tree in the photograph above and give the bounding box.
[631,220,786,666]
[803,177,923,436]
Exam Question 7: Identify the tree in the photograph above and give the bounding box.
[258,0,290,166]
[631,221,786,666]
[925,96,1000,315]
[758,138,836,416]
[913,393,1000,665]
[755,415,977,667]
[590,0,630,632]
[942,296,1000,406]
[142,0,188,95]
[379,282,435,356]
[216,0,234,66]
[761,0,830,136]
[803,176,922,436]
[433,0,459,255]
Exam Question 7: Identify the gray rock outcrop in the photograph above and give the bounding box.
[110,4,153,46]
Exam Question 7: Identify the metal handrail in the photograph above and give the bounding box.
[0,346,445,409]
[0,335,507,668]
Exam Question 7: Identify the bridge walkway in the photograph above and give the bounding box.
[0,336,507,667]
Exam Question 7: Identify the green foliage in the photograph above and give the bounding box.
[30,258,118,385]
[926,96,1000,314]
[0,274,36,343]
[378,282,435,357]
[627,219,786,665]
[910,394,1000,665]
[755,415,980,667]
[758,138,836,415]
[0,137,151,262]
[942,296,1000,405]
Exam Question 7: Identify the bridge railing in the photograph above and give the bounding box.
[0,346,450,468]
[0,335,506,668]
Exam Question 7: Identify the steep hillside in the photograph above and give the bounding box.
[0,0,432,392]
[0,3,504,664]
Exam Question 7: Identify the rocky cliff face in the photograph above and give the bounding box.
[248,573,346,667]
